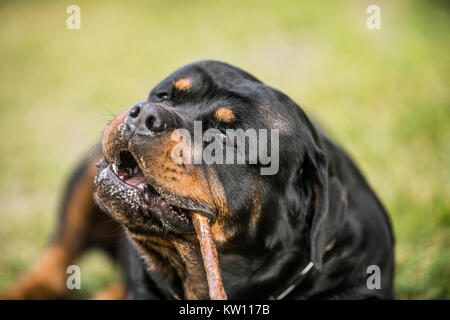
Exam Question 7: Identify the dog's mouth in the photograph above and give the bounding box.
[95,150,216,234]
[113,151,193,227]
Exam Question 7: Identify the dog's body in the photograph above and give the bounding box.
[1,61,394,300]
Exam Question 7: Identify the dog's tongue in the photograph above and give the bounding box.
[124,171,147,187]
[191,213,227,300]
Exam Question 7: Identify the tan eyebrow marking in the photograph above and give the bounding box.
[215,107,235,122]
[174,78,192,91]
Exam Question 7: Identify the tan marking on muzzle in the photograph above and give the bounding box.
[102,107,131,162]
[134,132,228,214]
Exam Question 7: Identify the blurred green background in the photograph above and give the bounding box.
[0,0,448,299]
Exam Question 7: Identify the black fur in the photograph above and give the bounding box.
[106,60,394,299]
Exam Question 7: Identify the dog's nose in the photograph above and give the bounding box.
[126,102,174,135]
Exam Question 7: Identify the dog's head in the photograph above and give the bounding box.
[94,61,345,274]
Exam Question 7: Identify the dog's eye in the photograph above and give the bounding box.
[204,132,227,145]
[220,132,227,144]
[156,92,169,101]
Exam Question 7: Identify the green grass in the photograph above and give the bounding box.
[0,0,448,299]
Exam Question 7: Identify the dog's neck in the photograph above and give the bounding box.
[130,229,310,300]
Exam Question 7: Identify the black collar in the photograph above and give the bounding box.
[169,239,336,300]
[269,261,315,300]
[269,238,336,300]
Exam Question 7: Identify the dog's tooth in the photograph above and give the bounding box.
[119,175,124,180]
[133,166,139,174]
[137,183,146,192]
[112,163,118,174]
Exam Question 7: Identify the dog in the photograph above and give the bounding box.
[0,60,394,299]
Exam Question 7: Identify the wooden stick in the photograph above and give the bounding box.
[191,212,227,300]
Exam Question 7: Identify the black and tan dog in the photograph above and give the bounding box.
[0,61,394,300]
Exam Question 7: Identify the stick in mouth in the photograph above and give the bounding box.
[191,212,227,300]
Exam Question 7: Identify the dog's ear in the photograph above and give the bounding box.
[302,148,347,270]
